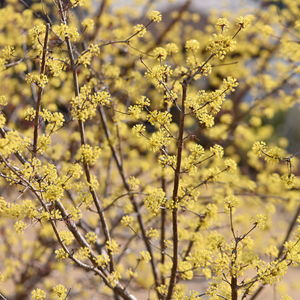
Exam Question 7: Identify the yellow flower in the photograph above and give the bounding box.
[106,239,120,254]
[0,95,7,106]
[55,248,69,260]
[216,17,230,32]
[133,24,147,38]
[85,232,97,244]
[82,18,94,32]
[77,144,101,165]
[252,214,268,230]
[144,187,166,215]
[0,114,6,128]
[95,254,110,267]
[185,39,200,51]
[25,73,48,88]
[224,159,237,172]
[165,43,179,54]
[75,247,91,260]
[148,10,162,23]
[121,215,134,227]
[140,250,151,262]
[210,144,224,158]
[236,15,254,29]
[146,228,159,239]
[52,284,67,300]
[59,231,75,246]
[224,195,240,211]
[152,47,168,61]
[128,176,140,190]
[132,124,146,136]
[107,271,121,287]
[252,141,267,156]
[207,34,236,60]
[31,288,46,300]
[14,220,26,234]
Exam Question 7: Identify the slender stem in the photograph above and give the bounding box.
[247,205,300,300]
[160,175,167,285]
[166,81,187,300]
[56,0,114,272]
[98,107,161,295]
[32,23,50,156]
[0,154,136,300]
[183,222,201,261]
[231,276,238,300]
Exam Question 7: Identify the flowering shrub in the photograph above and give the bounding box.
[1,0,300,299]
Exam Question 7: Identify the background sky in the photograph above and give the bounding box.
[110,0,258,12]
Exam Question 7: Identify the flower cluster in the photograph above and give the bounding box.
[71,90,111,121]
[76,144,101,165]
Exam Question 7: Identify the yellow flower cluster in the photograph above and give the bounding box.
[187,77,238,127]
[185,39,200,52]
[128,176,140,190]
[207,34,236,60]
[31,288,46,300]
[149,130,171,152]
[40,109,65,133]
[144,187,166,215]
[133,24,147,38]
[148,10,162,23]
[145,64,173,88]
[71,91,111,121]
[140,250,151,262]
[121,215,134,227]
[59,231,75,246]
[74,247,90,260]
[53,24,79,42]
[148,110,172,128]
[0,131,30,158]
[152,47,168,61]
[107,271,121,288]
[95,253,110,267]
[77,144,101,165]
[25,73,48,88]
[52,284,68,300]
[77,43,101,66]
[216,18,230,32]
[55,249,69,260]
[236,15,254,29]
[85,232,97,244]
[0,95,7,106]
[106,239,120,255]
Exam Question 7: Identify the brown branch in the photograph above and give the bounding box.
[182,222,201,261]
[166,81,187,300]
[160,175,167,285]
[229,207,238,300]
[32,23,50,156]
[56,0,114,273]
[98,106,161,296]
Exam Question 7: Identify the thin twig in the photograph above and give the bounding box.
[32,23,50,156]
[56,0,115,275]
[166,81,187,300]
[98,106,161,297]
